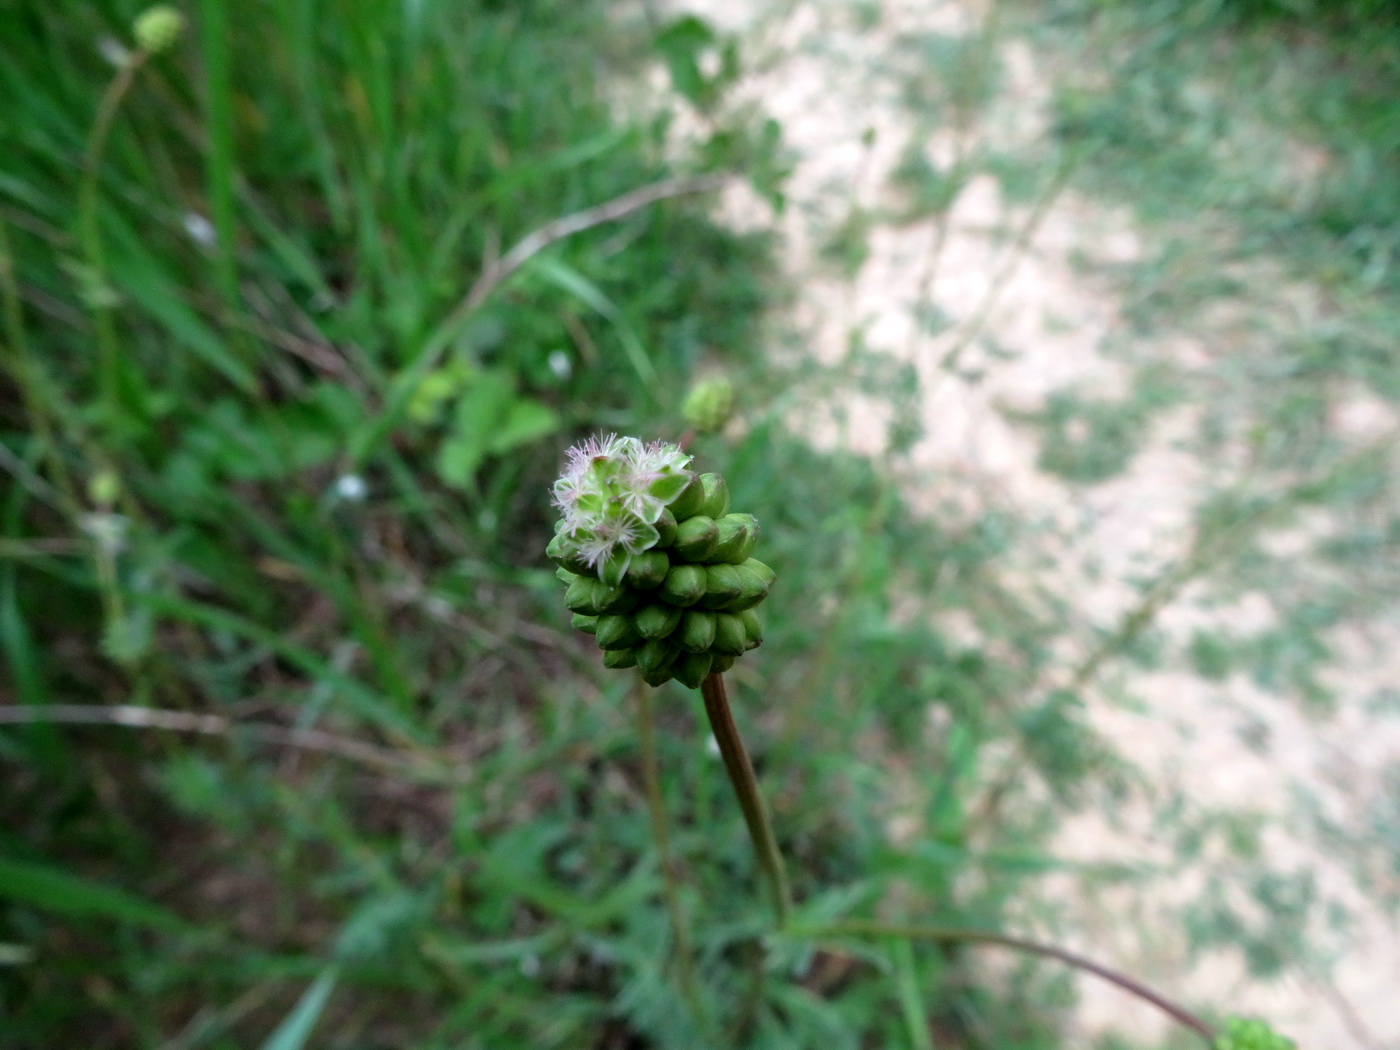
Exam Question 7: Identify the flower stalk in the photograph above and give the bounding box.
[700,671,791,929]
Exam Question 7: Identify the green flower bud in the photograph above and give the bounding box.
[655,507,678,547]
[547,531,594,575]
[744,558,777,588]
[681,376,735,435]
[738,608,763,650]
[668,473,706,521]
[134,5,184,54]
[636,638,678,677]
[660,563,707,607]
[699,473,730,519]
[677,609,717,653]
[596,581,639,616]
[634,602,682,640]
[712,613,748,655]
[603,647,638,669]
[595,613,640,650]
[597,549,631,587]
[639,664,673,687]
[723,559,771,611]
[571,613,599,635]
[699,563,744,609]
[672,516,718,562]
[88,469,121,507]
[711,513,759,564]
[711,653,736,673]
[625,549,670,590]
[672,650,713,689]
[564,575,603,615]
[555,566,578,585]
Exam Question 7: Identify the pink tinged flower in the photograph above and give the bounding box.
[551,433,687,573]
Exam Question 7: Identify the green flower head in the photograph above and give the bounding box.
[548,435,774,687]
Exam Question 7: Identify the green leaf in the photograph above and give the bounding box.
[260,969,338,1050]
[655,15,724,108]
[0,857,187,931]
[485,398,559,455]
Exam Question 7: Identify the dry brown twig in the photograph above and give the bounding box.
[0,704,421,776]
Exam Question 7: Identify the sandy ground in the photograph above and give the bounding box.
[641,0,1400,1046]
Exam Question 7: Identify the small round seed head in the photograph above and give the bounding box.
[681,376,735,435]
[133,6,184,53]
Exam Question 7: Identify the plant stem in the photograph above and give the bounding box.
[79,50,148,420]
[633,683,705,1024]
[698,672,791,929]
[799,919,1216,1044]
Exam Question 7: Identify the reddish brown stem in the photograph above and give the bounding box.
[699,672,791,928]
[806,919,1216,1043]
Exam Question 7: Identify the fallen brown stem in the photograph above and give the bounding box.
[804,919,1215,1043]
[455,173,731,318]
[0,704,410,774]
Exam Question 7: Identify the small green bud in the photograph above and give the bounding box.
[625,549,670,590]
[595,583,639,616]
[134,6,184,54]
[595,613,640,650]
[738,608,763,650]
[547,531,593,575]
[672,516,718,562]
[711,513,758,564]
[87,469,122,507]
[639,664,673,687]
[634,603,682,640]
[744,558,777,588]
[660,563,707,606]
[712,613,748,655]
[597,550,631,587]
[711,653,736,673]
[655,507,678,547]
[677,609,717,653]
[564,575,603,615]
[723,559,771,611]
[668,473,706,520]
[699,473,730,519]
[603,647,638,669]
[636,638,678,677]
[555,566,578,585]
[699,563,744,609]
[682,376,735,435]
[571,613,599,635]
[672,650,713,689]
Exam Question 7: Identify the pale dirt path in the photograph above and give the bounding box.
[642,1,1400,1045]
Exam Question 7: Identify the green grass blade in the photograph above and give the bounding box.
[259,968,339,1050]
[0,857,187,932]
[197,0,242,317]
[890,937,935,1050]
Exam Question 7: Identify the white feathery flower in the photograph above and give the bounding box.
[548,433,693,578]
